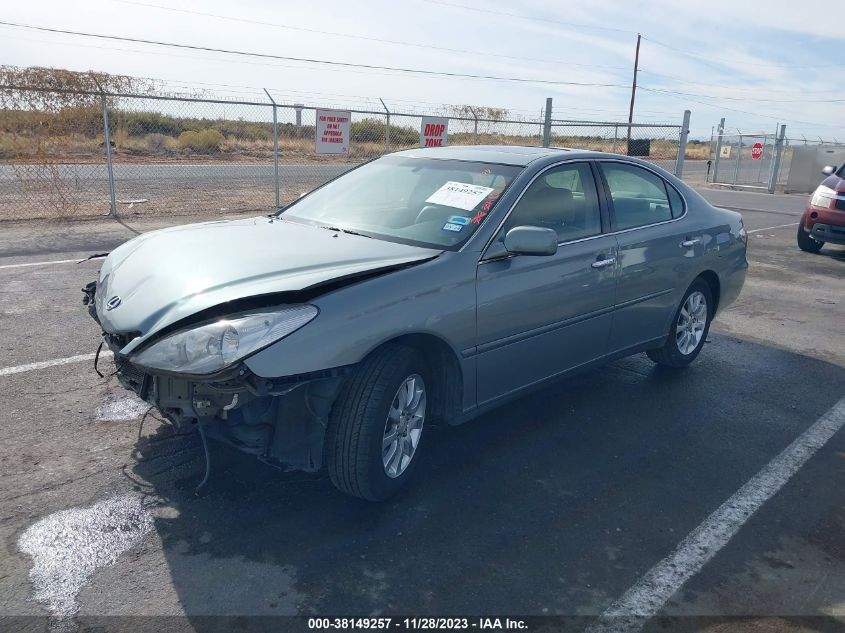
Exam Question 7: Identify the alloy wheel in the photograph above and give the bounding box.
[676,291,708,355]
[382,373,426,478]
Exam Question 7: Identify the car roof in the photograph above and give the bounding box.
[388,145,679,179]
[392,145,578,167]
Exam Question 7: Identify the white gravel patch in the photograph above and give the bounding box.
[95,392,150,422]
[18,494,154,618]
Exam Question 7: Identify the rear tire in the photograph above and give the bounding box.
[326,344,429,501]
[647,279,713,368]
[797,225,823,253]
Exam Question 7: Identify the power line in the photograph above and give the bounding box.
[638,69,844,96]
[640,86,845,104]
[425,2,841,73]
[113,0,632,74]
[647,88,842,129]
[6,29,624,105]
[642,35,845,69]
[0,20,632,89]
[421,0,635,34]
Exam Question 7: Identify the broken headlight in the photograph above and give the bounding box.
[132,305,318,374]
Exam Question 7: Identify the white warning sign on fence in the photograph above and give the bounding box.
[420,116,448,147]
[719,145,731,158]
[315,109,351,154]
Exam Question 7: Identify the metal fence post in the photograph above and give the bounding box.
[768,124,786,194]
[542,98,552,148]
[712,117,726,183]
[674,109,691,178]
[98,91,117,217]
[612,125,619,153]
[379,98,390,153]
[264,89,280,208]
[469,106,479,145]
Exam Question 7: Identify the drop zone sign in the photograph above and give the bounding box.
[316,109,351,154]
[420,117,448,147]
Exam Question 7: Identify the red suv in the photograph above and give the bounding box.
[798,164,845,252]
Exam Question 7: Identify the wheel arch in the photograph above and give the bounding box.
[696,270,721,315]
[362,333,464,424]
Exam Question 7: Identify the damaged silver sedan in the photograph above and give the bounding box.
[83,146,747,500]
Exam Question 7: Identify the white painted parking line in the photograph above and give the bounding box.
[0,351,113,377]
[0,257,105,270]
[589,394,845,633]
[747,222,799,234]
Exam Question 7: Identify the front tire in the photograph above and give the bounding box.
[797,225,823,253]
[647,279,713,368]
[326,344,429,501]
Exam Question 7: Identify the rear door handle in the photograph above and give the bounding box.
[591,257,616,269]
[681,238,701,248]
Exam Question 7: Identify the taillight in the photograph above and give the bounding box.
[810,185,836,209]
[739,227,748,245]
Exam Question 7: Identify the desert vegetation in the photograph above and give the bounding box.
[0,65,706,220]
[0,66,698,164]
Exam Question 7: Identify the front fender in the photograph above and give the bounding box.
[243,252,478,379]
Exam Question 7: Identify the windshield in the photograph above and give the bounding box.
[281,156,523,249]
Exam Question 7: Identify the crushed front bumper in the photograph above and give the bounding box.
[86,281,347,472]
[112,351,347,472]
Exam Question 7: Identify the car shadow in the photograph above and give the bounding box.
[126,333,845,625]
[820,245,845,262]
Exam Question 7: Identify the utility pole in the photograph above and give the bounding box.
[626,32,641,155]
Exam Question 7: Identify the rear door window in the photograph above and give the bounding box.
[600,162,673,230]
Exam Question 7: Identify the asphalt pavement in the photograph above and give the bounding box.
[0,186,843,633]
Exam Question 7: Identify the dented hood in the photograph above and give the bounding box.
[95,216,440,341]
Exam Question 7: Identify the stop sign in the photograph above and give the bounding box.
[751,142,764,160]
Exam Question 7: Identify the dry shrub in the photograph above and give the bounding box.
[178,128,224,153]
[144,132,174,152]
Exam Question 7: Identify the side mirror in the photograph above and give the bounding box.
[822,165,837,176]
[503,226,558,256]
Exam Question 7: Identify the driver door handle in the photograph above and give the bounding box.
[591,257,616,269]
[681,238,701,248]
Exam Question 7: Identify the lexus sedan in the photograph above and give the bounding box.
[83,146,748,500]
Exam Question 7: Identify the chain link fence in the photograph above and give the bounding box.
[710,130,781,189]
[550,120,685,174]
[0,87,112,219]
[1,84,688,221]
[705,120,845,192]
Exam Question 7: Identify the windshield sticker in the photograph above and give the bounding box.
[447,215,470,225]
[471,210,488,225]
[442,222,465,233]
[481,190,501,212]
[426,181,495,211]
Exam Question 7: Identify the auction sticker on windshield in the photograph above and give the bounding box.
[426,182,494,211]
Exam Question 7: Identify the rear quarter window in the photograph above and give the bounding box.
[666,183,685,218]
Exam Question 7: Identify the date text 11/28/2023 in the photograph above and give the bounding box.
[308,617,528,630]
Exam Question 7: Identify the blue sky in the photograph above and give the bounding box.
[1,0,843,140]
